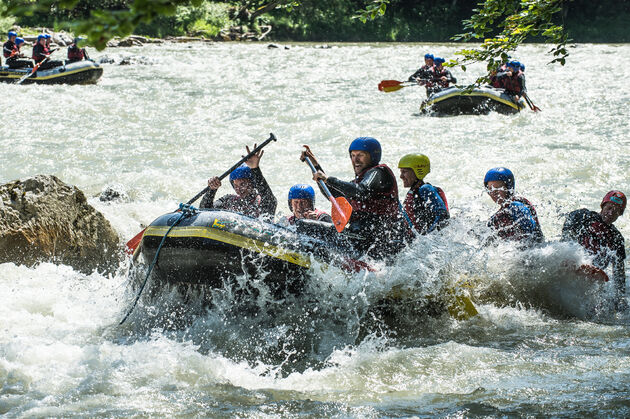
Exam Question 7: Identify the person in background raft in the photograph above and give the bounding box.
[200,144,277,220]
[32,34,63,70]
[285,184,332,225]
[562,191,627,309]
[2,30,18,65]
[7,38,33,69]
[67,37,90,63]
[484,167,544,246]
[398,154,449,235]
[408,53,435,90]
[301,138,408,260]
[431,57,457,94]
[491,60,525,103]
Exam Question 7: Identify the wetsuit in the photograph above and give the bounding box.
[409,64,434,83]
[432,67,457,92]
[488,196,544,245]
[562,208,626,298]
[5,43,32,69]
[199,167,277,220]
[319,163,408,259]
[402,181,449,235]
[3,40,15,60]
[286,209,332,225]
[32,43,63,70]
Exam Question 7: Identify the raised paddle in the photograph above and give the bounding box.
[17,48,59,85]
[522,91,541,112]
[124,133,278,254]
[303,156,352,233]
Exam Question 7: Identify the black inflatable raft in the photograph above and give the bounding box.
[420,86,526,115]
[0,60,103,85]
[135,208,369,296]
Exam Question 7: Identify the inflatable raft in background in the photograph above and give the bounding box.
[420,86,526,115]
[0,60,103,85]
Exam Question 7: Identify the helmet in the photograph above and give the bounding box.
[15,37,24,46]
[520,63,525,72]
[507,60,521,70]
[8,31,17,39]
[288,184,315,211]
[348,137,381,165]
[74,36,85,44]
[601,190,626,214]
[37,34,47,41]
[229,164,252,183]
[398,154,430,181]
[434,57,445,65]
[424,53,434,60]
[44,34,51,39]
[484,167,514,192]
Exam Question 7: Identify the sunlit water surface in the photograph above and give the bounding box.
[1,42,629,417]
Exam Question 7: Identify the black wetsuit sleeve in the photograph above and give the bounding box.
[409,68,429,82]
[325,167,393,200]
[446,69,456,84]
[251,167,277,216]
[199,188,217,209]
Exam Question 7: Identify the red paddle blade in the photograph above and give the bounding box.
[125,228,146,255]
[576,264,609,282]
[381,84,406,93]
[330,197,352,233]
[378,79,404,91]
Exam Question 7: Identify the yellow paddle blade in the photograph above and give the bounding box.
[382,84,406,93]
[447,294,478,320]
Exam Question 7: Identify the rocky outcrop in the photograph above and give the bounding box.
[0,175,121,274]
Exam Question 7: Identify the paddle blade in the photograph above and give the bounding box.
[382,84,406,93]
[330,196,352,233]
[125,228,146,255]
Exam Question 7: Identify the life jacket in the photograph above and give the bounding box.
[67,45,85,61]
[500,71,523,94]
[287,209,329,225]
[3,40,15,58]
[347,164,400,218]
[403,183,449,233]
[433,67,451,88]
[489,195,543,242]
[564,210,626,268]
[32,44,50,63]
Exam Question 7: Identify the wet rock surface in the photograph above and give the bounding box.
[0,175,121,273]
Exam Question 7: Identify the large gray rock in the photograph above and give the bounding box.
[0,175,121,273]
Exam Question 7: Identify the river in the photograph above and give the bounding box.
[1,42,629,417]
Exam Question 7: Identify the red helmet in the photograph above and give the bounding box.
[601,190,626,214]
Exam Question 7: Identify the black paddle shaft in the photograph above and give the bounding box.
[186,133,277,205]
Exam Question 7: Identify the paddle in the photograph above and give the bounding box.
[522,92,541,112]
[16,56,49,84]
[378,79,421,93]
[576,264,609,282]
[303,156,352,233]
[124,133,278,254]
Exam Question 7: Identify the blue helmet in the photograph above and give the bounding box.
[37,34,47,41]
[15,37,24,46]
[507,60,521,70]
[229,164,252,183]
[8,31,17,39]
[44,34,51,39]
[349,137,381,165]
[288,184,315,211]
[520,63,525,72]
[424,53,434,60]
[484,167,514,192]
[434,57,445,65]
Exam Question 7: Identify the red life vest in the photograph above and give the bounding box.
[347,164,399,217]
[32,44,50,62]
[433,67,450,88]
[501,71,523,94]
[67,45,85,61]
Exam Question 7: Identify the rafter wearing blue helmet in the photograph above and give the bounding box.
[31,34,64,70]
[491,60,526,103]
[3,31,19,61]
[300,138,408,260]
[408,52,436,88]
[285,184,331,225]
[484,167,543,245]
[4,36,32,69]
[199,145,277,220]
